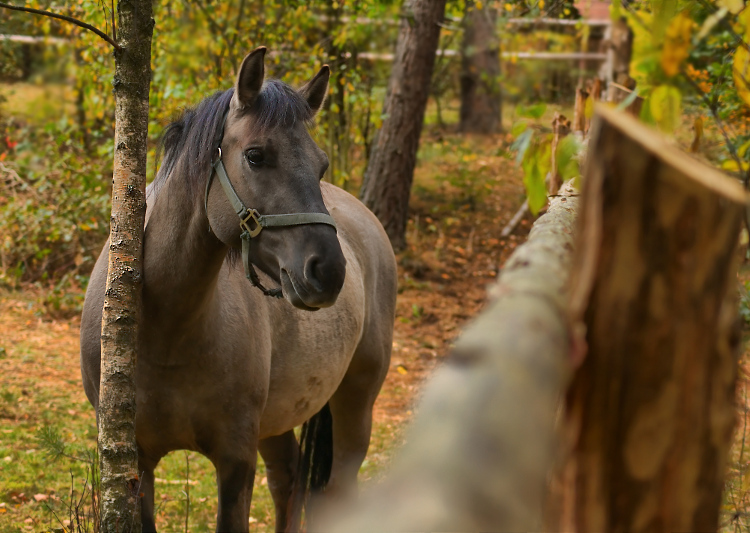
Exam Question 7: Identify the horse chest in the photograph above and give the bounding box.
[259,301,364,437]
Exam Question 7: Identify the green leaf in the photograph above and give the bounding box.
[556,136,582,181]
[650,85,682,133]
[511,129,534,165]
[616,87,640,111]
[517,103,547,119]
[522,136,552,215]
[511,120,528,137]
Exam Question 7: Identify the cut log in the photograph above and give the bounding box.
[327,183,580,532]
[562,105,747,532]
[590,77,603,101]
[573,87,589,134]
[549,112,572,195]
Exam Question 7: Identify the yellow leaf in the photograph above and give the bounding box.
[610,0,621,22]
[476,0,483,9]
[396,364,408,375]
[690,116,703,153]
[721,159,745,172]
[660,11,694,77]
[650,85,682,134]
[734,45,750,107]
[584,96,594,119]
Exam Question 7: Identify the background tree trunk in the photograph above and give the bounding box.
[98,1,153,531]
[560,105,746,532]
[459,1,501,134]
[360,0,446,251]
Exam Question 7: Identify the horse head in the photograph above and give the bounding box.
[205,47,346,310]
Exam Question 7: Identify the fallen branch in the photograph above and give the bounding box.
[500,199,529,238]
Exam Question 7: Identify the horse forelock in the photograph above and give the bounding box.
[248,79,314,130]
[154,89,234,198]
[154,79,314,199]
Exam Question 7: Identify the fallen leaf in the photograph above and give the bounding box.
[33,494,48,502]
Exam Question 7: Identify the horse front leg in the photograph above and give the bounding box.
[215,450,258,533]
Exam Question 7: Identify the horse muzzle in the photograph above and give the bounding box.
[280,253,346,310]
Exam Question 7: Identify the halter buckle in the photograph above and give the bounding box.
[240,209,263,238]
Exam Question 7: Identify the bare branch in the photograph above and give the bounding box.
[680,70,746,186]
[0,1,120,50]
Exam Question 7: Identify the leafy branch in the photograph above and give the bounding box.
[0,1,120,50]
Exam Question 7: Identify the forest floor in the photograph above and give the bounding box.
[0,128,533,532]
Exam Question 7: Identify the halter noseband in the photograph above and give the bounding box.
[204,108,338,298]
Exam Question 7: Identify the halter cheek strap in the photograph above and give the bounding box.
[204,111,338,298]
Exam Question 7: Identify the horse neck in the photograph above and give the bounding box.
[142,162,227,330]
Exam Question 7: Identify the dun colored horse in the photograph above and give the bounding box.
[80,47,397,532]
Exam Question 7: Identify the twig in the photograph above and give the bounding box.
[609,81,634,93]
[500,199,529,238]
[680,70,746,186]
[110,0,116,42]
[184,451,190,533]
[695,0,750,54]
[0,2,120,49]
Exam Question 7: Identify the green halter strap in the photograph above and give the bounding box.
[204,109,337,298]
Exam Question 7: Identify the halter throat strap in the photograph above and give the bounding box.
[204,109,338,298]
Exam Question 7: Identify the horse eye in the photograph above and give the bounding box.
[245,148,264,167]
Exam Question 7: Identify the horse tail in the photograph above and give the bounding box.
[286,403,333,533]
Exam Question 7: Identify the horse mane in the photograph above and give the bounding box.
[154,79,314,197]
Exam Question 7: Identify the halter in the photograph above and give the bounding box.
[204,109,338,298]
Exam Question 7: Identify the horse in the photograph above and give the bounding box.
[80,47,397,532]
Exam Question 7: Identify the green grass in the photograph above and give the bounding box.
[0,290,406,532]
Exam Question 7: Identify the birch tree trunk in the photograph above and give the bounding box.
[360,0,446,251]
[98,1,153,531]
[560,105,746,532]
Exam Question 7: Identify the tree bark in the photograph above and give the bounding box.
[360,0,446,251]
[561,105,746,532]
[572,87,588,134]
[327,183,579,532]
[98,1,153,531]
[607,17,634,103]
[459,1,501,134]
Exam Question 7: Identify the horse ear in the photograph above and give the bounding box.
[233,47,267,109]
[299,66,330,114]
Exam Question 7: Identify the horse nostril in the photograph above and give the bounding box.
[304,256,325,291]
[303,254,345,295]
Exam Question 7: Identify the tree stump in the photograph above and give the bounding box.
[573,87,588,134]
[563,105,747,532]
